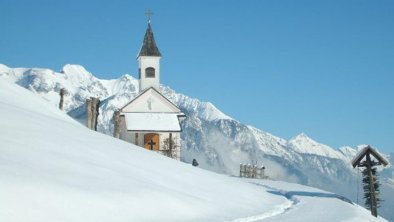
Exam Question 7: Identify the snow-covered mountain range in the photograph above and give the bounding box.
[1,64,393,220]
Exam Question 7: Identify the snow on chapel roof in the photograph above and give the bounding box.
[138,22,161,57]
[122,113,182,132]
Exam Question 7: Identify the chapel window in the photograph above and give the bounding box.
[145,67,155,78]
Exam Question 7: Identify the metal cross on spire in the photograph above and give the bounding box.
[145,9,153,23]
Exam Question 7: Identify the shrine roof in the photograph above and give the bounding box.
[351,145,389,168]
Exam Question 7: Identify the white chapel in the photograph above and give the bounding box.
[116,17,185,160]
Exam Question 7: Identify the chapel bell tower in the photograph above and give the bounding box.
[116,11,185,161]
[137,13,161,93]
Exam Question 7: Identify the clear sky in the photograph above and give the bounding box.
[1,0,393,153]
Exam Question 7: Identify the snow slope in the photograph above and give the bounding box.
[0,77,387,222]
[0,64,393,221]
[0,77,285,221]
[247,180,385,222]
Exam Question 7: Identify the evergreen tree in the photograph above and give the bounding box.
[362,166,382,212]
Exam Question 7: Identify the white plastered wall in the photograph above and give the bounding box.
[138,56,161,92]
[119,127,181,160]
[121,89,180,113]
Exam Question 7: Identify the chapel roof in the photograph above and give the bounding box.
[138,22,161,57]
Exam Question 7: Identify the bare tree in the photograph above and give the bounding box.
[161,135,179,159]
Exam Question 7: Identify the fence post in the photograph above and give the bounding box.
[256,167,261,179]
[86,97,100,131]
[59,88,65,110]
[240,163,267,179]
[86,98,92,129]
[113,110,121,138]
[91,97,100,131]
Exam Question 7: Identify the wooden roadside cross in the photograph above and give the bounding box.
[352,145,388,217]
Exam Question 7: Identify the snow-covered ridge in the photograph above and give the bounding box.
[0,64,230,123]
[0,64,11,73]
[161,85,232,121]
[60,64,96,88]
[287,133,346,160]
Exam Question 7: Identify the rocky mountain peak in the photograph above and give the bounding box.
[288,132,344,159]
[61,64,94,85]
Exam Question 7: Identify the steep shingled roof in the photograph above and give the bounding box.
[351,145,389,168]
[138,23,161,57]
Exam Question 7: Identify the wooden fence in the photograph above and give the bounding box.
[239,164,267,179]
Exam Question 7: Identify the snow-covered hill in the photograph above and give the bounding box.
[0,77,387,222]
[0,64,393,220]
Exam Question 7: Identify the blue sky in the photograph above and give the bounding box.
[1,0,393,153]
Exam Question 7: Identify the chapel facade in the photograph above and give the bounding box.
[116,18,185,160]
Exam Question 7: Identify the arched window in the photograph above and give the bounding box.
[145,67,155,78]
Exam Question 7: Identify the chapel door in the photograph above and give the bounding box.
[144,133,160,151]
